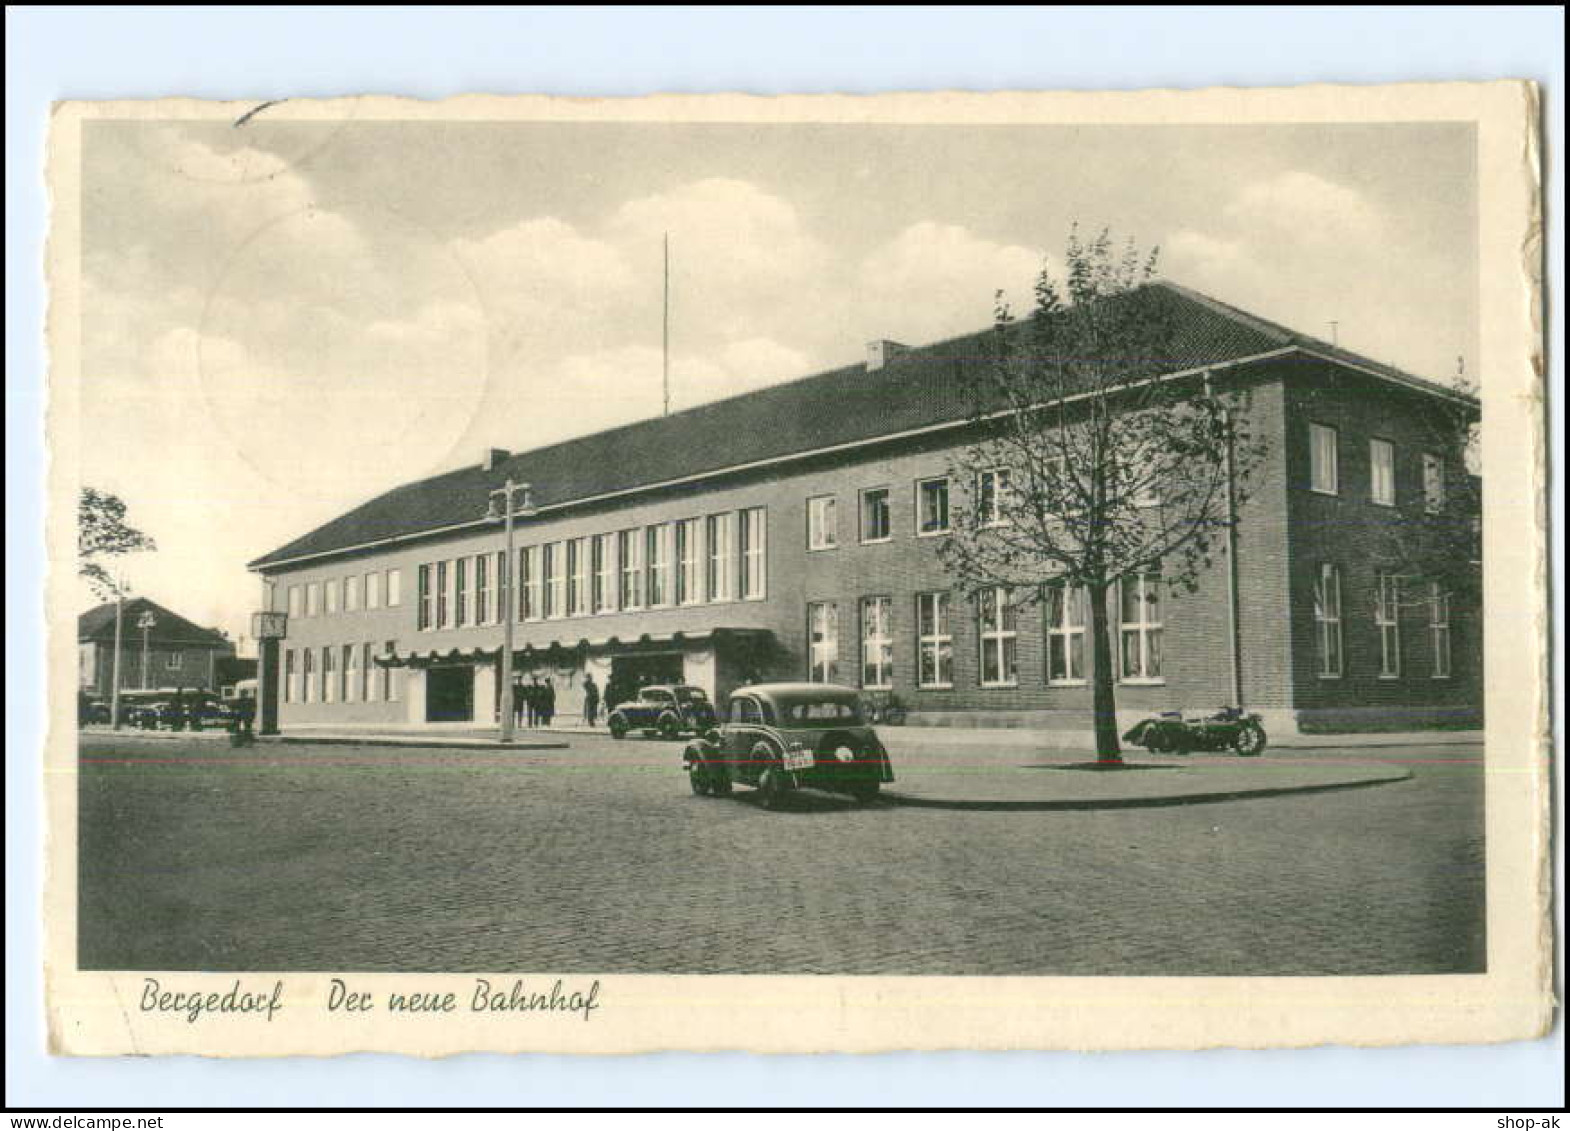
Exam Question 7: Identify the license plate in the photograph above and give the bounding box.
[783,748,813,772]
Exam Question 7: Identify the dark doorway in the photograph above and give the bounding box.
[608,652,685,709]
[425,666,475,722]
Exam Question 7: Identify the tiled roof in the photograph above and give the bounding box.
[79,595,232,647]
[250,281,1467,570]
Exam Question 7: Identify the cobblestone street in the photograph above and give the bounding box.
[77,731,1485,976]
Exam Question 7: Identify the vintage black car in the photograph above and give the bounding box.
[682,683,895,809]
[607,684,717,740]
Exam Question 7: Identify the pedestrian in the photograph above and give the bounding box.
[582,674,600,727]
[512,678,526,727]
[526,677,542,727]
[236,695,256,738]
[541,678,556,727]
[170,688,187,732]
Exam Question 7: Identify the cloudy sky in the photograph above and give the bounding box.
[78,117,1477,645]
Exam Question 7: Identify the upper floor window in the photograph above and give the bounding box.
[617,529,645,610]
[807,495,837,551]
[860,487,892,543]
[568,537,591,616]
[306,582,321,618]
[917,476,950,535]
[385,569,402,607]
[646,525,672,608]
[344,574,361,612]
[1370,439,1396,506]
[287,586,302,619]
[1309,423,1339,495]
[1314,563,1344,678]
[675,519,702,605]
[1118,571,1164,682]
[978,468,1012,526]
[475,553,492,625]
[520,546,541,621]
[454,557,470,627]
[592,532,616,614]
[364,571,382,610]
[977,587,1018,687]
[706,513,735,602]
[543,542,565,619]
[739,508,766,600]
[1422,453,1445,513]
[436,560,452,628]
[324,578,340,615]
[417,564,433,631]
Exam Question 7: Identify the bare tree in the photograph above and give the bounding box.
[940,228,1269,762]
[79,486,156,600]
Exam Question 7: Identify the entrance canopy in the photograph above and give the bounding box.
[376,628,773,668]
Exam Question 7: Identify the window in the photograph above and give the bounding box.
[1310,423,1339,495]
[520,546,541,621]
[365,571,382,610]
[1423,453,1445,513]
[322,646,336,704]
[324,578,339,615]
[860,596,894,689]
[568,537,591,616]
[361,642,375,702]
[978,587,1018,686]
[916,592,953,688]
[1429,582,1452,678]
[306,582,321,617]
[807,495,837,550]
[646,525,672,607]
[344,574,362,612]
[808,602,839,683]
[343,644,357,703]
[436,561,451,629]
[287,586,302,619]
[1376,571,1402,678]
[382,640,398,701]
[1370,439,1396,506]
[730,696,763,726]
[284,649,296,703]
[417,565,433,631]
[917,477,950,535]
[706,513,735,602]
[1314,563,1344,678]
[617,529,645,610]
[385,569,401,607]
[302,648,315,703]
[475,554,492,625]
[165,652,182,670]
[978,468,1012,525]
[454,557,470,627]
[543,543,565,619]
[1118,572,1164,682]
[1045,582,1088,684]
[739,508,766,600]
[675,519,702,605]
[860,487,892,543]
[592,533,616,613]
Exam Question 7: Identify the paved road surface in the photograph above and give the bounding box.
[76,731,1484,975]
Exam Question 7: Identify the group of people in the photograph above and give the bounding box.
[507,673,608,729]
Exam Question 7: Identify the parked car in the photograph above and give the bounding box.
[1122,706,1267,756]
[683,682,895,809]
[607,684,718,740]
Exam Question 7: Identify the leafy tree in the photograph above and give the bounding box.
[940,228,1269,762]
[79,487,156,600]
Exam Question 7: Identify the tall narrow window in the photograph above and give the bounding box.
[436,561,451,628]
[706,513,735,602]
[1422,453,1445,513]
[978,468,1012,525]
[1429,582,1452,678]
[1376,571,1402,678]
[1314,563,1344,678]
[365,571,382,610]
[383,640,398,701]
[417,565,433,631]
[592,532,616,613]
[322,646,336,704]
[1370,439,1396,506]
[978,587,1018,687]
[860,596,894,689]
[287,586,302,619]
[454,557,470,627]
[617,529,645,610]
[344,574,362,613]
[385,569,401,607]
[917,477,950,535]
[808,602,839,683]
[324,578,339,615]
[343,644,357,703]
[1118,572,1164,681]
[1310,423,1339,495]
[568,538,590,616]
[520,546,541,621]
[860,488,891,543]
[284,649,296,703]
[916,592,953,688]
[302,648,315,703]
[807,495,837,550]
[1045,582,1087,684]
[739,508,766,599]
[475,554,491,625]
[675,519,702,605]
[646,525,672,607]
[361,642,375,702]
[543,543,565,619]
[306,582,321,618]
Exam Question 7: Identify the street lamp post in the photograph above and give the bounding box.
[109,580,125,730]
[137,610,157,691]
[487,478,534,744]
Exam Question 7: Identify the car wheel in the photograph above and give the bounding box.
[687,758,711,796]
[608,716,628,740]
[658,714,680,740]
[1232,722,1266,757]
[756,766,788,811]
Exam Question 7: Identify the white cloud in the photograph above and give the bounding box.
[1225,170,1381,244]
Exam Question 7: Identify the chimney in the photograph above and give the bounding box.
[866,339,909,372]
[483,447,510,472]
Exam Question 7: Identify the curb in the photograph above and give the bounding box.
[265,735,571,751]
[882,767,1413,811]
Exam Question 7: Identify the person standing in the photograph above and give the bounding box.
[541,678,556,728]
[512,677,526,728]
[582,674,600,727]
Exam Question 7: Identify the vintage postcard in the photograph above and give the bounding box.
[43,82,1550,1056]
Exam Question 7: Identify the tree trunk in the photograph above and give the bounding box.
[1087,582,1123,763]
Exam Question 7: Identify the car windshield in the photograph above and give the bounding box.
[676,688,707,702]
[779,700,863,725]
